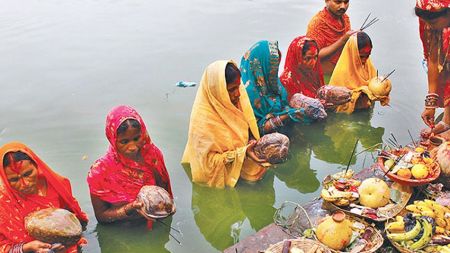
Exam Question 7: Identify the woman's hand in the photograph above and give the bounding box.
[22,240,52,253]
[421,107,436,128]
[246,140,267,164]
[123,200,143,216]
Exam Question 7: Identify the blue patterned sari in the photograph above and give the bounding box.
[240,40,310,134]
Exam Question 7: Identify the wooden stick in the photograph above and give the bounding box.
[381,69,396,82]
[345,139,359,174]
[408,129,417,147]
[360,13,371,30]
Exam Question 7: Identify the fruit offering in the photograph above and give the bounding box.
[379,146,440,185]
[386,200,450,252]
[320,170,360,207]
[358,178,390,208]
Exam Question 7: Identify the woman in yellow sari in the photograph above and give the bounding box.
[329,32,389,113]
[181,60,268,188]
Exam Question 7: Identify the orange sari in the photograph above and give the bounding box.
[0,142,88,253]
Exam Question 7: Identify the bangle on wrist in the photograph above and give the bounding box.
[425,94,439,108]
[10,243,24,253]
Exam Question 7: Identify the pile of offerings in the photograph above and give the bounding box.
[289,93,327,121]
[254,132,290,164]
[316,85,352,106]
[137,185,175,219]
[25,208,82,246]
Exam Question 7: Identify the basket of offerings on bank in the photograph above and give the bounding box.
[377,146,440,186]
[25,208,82,246]
[384,197,450,253]
[320,169,412,222]
[264,238,330,253]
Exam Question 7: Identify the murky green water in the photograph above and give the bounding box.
[0,0,434,252]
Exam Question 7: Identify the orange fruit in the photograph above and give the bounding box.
[396,168,412,179]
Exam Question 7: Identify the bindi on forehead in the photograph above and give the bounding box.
[359,45,372,55]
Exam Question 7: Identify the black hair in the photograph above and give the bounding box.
[302,40,319,56]
[357,32,373,51]
[117,119,141,135]
[415,7,449,21]
[225,63,241,85]
[3,151,36,168]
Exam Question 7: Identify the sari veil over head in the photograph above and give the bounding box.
[280,36,325,100]
[87,105,172,205]
[182,60,265,188]
[0,142,88,253]
[240,40,305,133]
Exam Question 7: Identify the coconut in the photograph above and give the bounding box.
[368,76,392,97]
[316,85,352,106]
[254,132,290,164]
[437,142,450,176]
[289,93,327,120]
[137,185,175,219]
[25,208,82,246]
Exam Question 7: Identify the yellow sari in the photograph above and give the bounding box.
[329,35,388,113]
[181,60,266,188]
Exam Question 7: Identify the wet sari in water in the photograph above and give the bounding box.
[87,105,172,208]
[329,35,389,113]
[181,60,266,188]
[280,36,325,100]
[0,142,88,253]
[240,40,308,134]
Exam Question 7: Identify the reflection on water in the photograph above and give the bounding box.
[94,219,172,253]
[191,173,275,251]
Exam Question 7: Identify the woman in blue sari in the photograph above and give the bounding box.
[240,40,311,135]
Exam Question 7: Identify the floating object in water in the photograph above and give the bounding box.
[316,85,351,106]
[25,208,82,246]
[289,93,327,120]
[254,132,290,164]
[137,185,175,219]
[176,81,197,88]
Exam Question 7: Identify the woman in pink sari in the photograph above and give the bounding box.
[87,105,172,225]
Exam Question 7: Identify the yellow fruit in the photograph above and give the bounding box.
[423,157,434,164]
[437,226,446,234]
[387,217,405,232]
[396,168,412,179]
[384,159,395,169]
[358,178,390,208]
[415,147,425,153]
[316,212,353,250]
[406,204,421,213]
[411,164,429,179]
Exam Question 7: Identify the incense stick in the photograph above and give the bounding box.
[407,129,417,147]
[361,17,379,31]
[390,132,399,146]
[360,13,371,30]
[345,139,359,174]
[156,219,181,233]
[381,69,396,82]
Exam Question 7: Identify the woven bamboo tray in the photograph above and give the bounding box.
[321,173,412,222]
[265,238,330,253]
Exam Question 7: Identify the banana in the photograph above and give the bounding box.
[409,219,433,250]
[406,204,421,213]
[436,226,446,234]
[424,200,445,218]
[386,220,405,232]
[436,217,447,228]
[321,189,339,202]
[387,220,422,242]
[421,210,436,218]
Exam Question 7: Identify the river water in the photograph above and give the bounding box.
[0,0,434,252]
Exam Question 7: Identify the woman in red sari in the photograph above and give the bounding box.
[280,36,325,100]
[416,0,450,139]
[0,142,88,253]
[87,105,172,225]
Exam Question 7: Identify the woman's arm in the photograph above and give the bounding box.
[421,31,440,127]
[90,195,143,224]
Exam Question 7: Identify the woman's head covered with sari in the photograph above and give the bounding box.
[88,105,172,205]
[240,40,305,132]
[280,36,324,100]
[182,60,265,188]
[0,142,88,253]
[329,32,377,89]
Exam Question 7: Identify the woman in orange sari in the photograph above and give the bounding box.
[416,0,450,139]
[0,142,88,253]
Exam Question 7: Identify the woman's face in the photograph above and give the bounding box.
[299,45,319,71]
[359,45,372,65]
[115,126,145,160]
[227,74,241,108]
[4,160,39,194]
